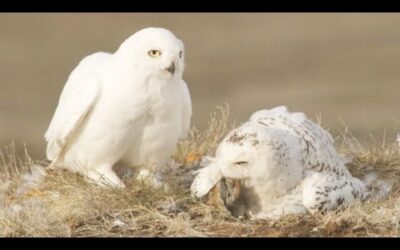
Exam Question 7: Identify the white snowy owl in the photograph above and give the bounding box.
[191,106,367,219]
[45,27,192,188]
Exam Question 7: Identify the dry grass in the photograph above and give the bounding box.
[0,106,399,237]
[173,104,231,166]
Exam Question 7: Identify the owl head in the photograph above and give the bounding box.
[214,125,265,180]
[115,27,185,80]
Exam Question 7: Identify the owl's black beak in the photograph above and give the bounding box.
[165,62,175,75]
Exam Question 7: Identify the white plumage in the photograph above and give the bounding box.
[45,27,192,188]
[191,106,367,219]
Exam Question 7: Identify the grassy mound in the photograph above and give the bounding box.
[1,106,399,237]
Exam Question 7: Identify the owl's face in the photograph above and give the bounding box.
[115,27,185,80]
[214,129,263,180]
[216,144,256,180]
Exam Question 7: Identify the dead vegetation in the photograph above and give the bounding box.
[173,104,231,166]
[0,106,399,237]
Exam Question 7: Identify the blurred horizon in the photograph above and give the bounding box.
[0,13,399,159]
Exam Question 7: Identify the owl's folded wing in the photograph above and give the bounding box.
[44,55,105,164]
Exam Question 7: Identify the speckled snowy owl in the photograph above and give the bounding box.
[191,106,367,219]
[45,27,192,188]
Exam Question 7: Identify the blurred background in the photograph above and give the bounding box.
[0,13,399,159]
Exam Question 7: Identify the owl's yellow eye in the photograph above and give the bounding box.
[148,50,162,58]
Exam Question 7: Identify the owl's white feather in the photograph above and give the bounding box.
[191,106,367,219]
[45,27,192,188]
[191,159,222,198]
[45,52,107,163]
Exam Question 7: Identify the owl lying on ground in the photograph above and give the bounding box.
[191,106,369,219]
[45,27,192,188]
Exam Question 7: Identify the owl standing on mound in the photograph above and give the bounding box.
[191,106,368,219]
[45,27,192,188]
